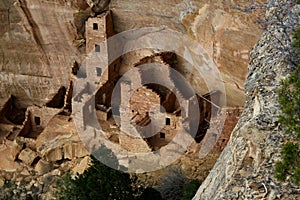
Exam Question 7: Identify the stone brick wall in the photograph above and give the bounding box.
[85,11,117,84]
[19,106,61,138]
[119,131,151,153]
[86,11,114,54]
[130,86,160,120]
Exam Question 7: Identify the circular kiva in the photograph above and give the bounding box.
[111,63,200,139]
[72,27,227,173]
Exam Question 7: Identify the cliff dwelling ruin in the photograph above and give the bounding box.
[0,9,243,161]
[0,8,244,193]
[2,0,295,198]
[73,10,244,155]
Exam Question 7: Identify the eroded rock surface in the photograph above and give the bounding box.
[0,0,83,107]
[194,0,300,199]
[109,0,266,106]
[0,0,290,199]
[0,0,264,108]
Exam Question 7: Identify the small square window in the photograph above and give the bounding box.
[34,116,41,126]
[96,67,102,76]
[166,118,171,126]
[95,44,100,52]
[205,112,209,118]
[93,23,98,30]
[160,132,165,139]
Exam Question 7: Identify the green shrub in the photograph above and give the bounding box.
[278,63,300,139]
[275,142,300,183]
[181,179,201,200]
[57,145,163,200]
[57,157,135,200]
[275,3,300,185]
[138,188,163,200]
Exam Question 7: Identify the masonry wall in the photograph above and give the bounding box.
[96,109,111,121]
[119,132,151,153]
[130,86,160,120]
[0,97,12,122]
[19,106,61,138]
[95,81,114,107]
[212,108,243,151]
[147,130,178,150]
[63,81,74,113]
[86,11,117,84]
[86,11,114,54]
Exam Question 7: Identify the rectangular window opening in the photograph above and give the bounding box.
[160,132,165,139]
[95,44,100,52]
[93,23,98,30]
[34,116,41,126]
[166,118,171,126]
[96,67,102,76]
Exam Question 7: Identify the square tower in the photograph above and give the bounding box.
[86,11,114,54]
[85,11,119,84]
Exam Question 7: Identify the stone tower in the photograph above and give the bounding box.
[85,11,118,84]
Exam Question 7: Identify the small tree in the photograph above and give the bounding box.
[275,142,300,184]
[57,145,163,200]
[57,145,135,200]
[275,3,300,185]
[57,158,135,200]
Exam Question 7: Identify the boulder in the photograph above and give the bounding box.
[35,160,52,175]
[10,141,22,160]
[20,168,30,176]
[63,143,76,160]
[74,143,89,158]
[0,141,22,172]
[64,142,89,160]
[45,148,63,162]
[0,178,4,187]
[72,156,90,174]
[18,148,38,166]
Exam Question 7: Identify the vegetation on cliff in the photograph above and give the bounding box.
[275,3,300,184]
[56,144,202,200]
[56,145,163,200]
[57,157,136,200]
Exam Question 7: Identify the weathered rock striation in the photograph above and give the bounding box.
[109,0,266,106]
[0,0,84,107]
[0,0,264,108]
[1,0,294,199]
[194,0,300,199]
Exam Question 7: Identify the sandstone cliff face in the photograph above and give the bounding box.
[0,0,286,198]
[0,0,264,108]
[0,0,84,107]
[194,0,300,199]
[109,0,265,106]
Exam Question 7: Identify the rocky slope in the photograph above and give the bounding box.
[194,0,300,199]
